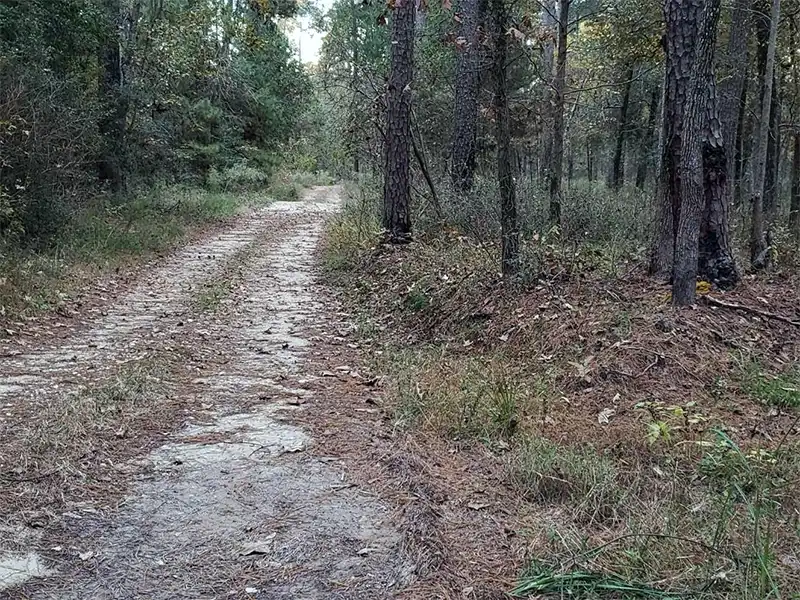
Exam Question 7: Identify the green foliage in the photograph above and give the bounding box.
[1,0,310,248]
[0,186,257,318]
[739,359,800,409]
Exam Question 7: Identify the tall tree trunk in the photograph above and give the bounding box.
[636,85,659,189]
[548,0,569,227]
[791,18,800,239]
[698,65,739,288]
[734,71,748,206]
[673,0,722,305]
[351,0,360,173]
[450,0,484,190]
[610,67,634,190]
[750,0,781,268]
[651,0,694,278]
[587,142,594,181]
[492,0,518,275]
[99,0,126,193]
[791,133,800,238]
[382,0,416,242]
[654,0,737,290]
[539,0,557,186]
[718,0,750,208]
[764,72,781,220]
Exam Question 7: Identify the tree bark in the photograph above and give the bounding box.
[673,0,722,305]
[610,67,633,190]
[539,0,557,186]
[654,0,737,292]
[651,0,695,278]
[491,0,518,275]
[99,0,127,193]
[750,0,780,268]
[351,0,361,174]
[382,0,416,242]
[764,71,781,220]
[450,0,484,190]
[548,0,569,227]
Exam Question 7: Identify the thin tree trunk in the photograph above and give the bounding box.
[587,142,594,182]
[610,67,634,190]
[750,0,781,268]
[719,0,750,208]
[382,0,416,242]
[492,0,518,275]
[450,0,484,190]
[791,18,800,239]
[791,134,800,238]
[548,0,569,227]
[734,71,748,206]
[351,0,360,173]
[539,0,557,186]
[636,85,659,189]
[99,0,126,193]
[764,71,781,220]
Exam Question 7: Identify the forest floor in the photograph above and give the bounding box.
[0,186,426,599]
[2,182,800,600]
[321,189,800,598]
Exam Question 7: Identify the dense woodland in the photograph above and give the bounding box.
[0,0,310,241]
[317,0,800,303]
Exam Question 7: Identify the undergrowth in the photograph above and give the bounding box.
[323,177,800,598]
[0,185,261,320]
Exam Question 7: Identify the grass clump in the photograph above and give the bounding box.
[387,350,526,442]
[195,279,233,312]
[322,180,380,272]
[739,358,800,409]
[511,435,622,523]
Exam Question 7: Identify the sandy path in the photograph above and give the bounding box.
[0,187,408,599]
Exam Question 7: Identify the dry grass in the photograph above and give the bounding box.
[323,208,800,598]
[0,355,186,526]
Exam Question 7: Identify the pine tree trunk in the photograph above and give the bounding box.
[451,0,484,190]
[764,72,781,220]
[492,0,518,275]
[673,0,722,305]
[539,0,557,186]
[351,0,360,174]
[750,0,781,268]
[610,67,633,190]
[99,0,126,193]
[548,0,569,227]
[382,0,416,242]
[651,0,696,278]
[654,0,736,290]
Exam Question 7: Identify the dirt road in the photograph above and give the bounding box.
[0,187,409,599]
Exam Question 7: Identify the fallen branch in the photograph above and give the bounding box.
[701,295,800,327]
